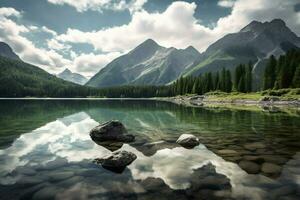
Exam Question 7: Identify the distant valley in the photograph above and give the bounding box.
[0,18,299,97]
[57,68,88,85]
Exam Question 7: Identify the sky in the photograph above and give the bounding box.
[0,0,299,77]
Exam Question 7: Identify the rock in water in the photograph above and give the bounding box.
[238,160,260,174]
[94,151,137,173]
[176,134,200,148]
[90,120,134,142]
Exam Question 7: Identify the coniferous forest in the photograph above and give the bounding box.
[97,50,299,98]
[0,50,299,98]
[0,56,99,97]
[263,49,300,90]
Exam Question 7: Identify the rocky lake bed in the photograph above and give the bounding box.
[0,100,299,200]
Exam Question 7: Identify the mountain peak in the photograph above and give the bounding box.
[240,19,288,33]
[240,20,263,32]
[62,68,71,73]
[58,68,87,85]
[136,39,160,49]
[128,38,162,59]
[270,18,286,26]
[144,38,158,45]
[0,42,20,60]
[185,45,199,52]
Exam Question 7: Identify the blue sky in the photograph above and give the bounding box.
[0,0,299,77]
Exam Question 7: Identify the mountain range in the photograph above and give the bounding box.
[0,46,92,97]
[0,18,299,96]
[86,39,200,87]
[87,19,300,88]
[57,68,88,85]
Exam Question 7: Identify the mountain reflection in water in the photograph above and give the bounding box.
[0,100,299,200]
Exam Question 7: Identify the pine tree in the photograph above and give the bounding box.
[292,64,300,88]
[245,62,252,92]
[234,64,242,90]
[238,75,245,92]
[263,55,277,90]
[225,70,232,92]
[192,80,197,94]
[220,68,226,91]
[207,72,213,92]
[214,72,220,90]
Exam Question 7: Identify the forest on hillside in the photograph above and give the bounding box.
[96,49,300,98]
[0,50,299,98]
[0,56,98,97]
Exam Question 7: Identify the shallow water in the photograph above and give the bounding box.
[0,100,299,200]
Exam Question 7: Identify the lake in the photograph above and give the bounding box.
[0,100,299,200]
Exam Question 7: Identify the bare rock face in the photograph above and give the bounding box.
[176,134,200,148]
[94,150,137,173]
[90,120,135,143]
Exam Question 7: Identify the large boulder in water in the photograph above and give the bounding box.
[176,134,200,148]
[94,150,137,173]
[90,120,134,143]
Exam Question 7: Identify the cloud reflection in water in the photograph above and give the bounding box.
[0,111,299,200]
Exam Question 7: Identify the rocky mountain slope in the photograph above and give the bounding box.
[183,19,300,88]
[86,39,200,88]
[57,68,88,85]
[0,42,20,60]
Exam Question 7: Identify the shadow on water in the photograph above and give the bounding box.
[0,100,300,199]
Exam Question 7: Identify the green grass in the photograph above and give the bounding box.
[205,88,300,101]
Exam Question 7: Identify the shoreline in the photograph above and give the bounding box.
[0,95,299,108]
[156,95,300,108]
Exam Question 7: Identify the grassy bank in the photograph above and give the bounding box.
[160,88,300,109]
[204,88,300,101]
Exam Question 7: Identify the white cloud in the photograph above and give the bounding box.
[56,2,210,52]
[28,25,57,36]
[71,52,121,77]
[0,7,120,76]
[0,7,21,18]
[47,38,70,51]
[1,0,300,77]
[218,0,236,8]
[47,0,147,13]
[55,0,300,54]
[41,26,57,36]
[0,8,70,73]
[28,25,38,31]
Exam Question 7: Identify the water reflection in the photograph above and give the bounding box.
[0,100,299,199]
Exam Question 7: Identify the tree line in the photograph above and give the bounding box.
[263,49,300,90]
[0,56,99,97]
[99,50,299,98]
[98,50,300,98]
[97,63,253,97]
[1,49,299,97]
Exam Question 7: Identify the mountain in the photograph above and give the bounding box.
[57,68,88,85]
[0,55,95,97]
[183,19,300,88]
[86,39,200,88]
[0,42,20,60]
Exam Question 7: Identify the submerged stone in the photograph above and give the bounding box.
[238,160,260,174]
[48,171,74,182]
[90,120,135,143]
[261,163,282,174]
[94,150,137,173]
[218,149,240,155]
[92,140,124,151]
[244,142,266,151]
[176,134,200,148]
